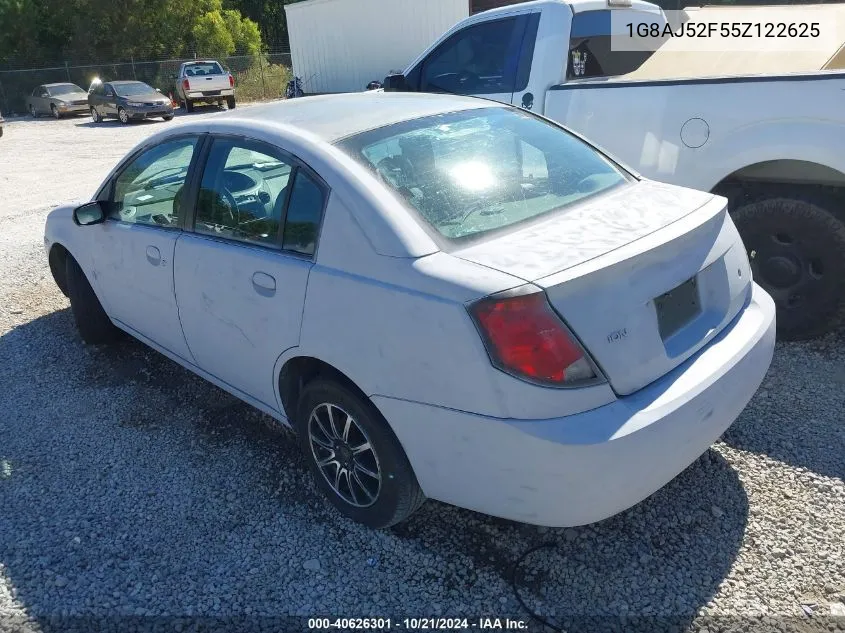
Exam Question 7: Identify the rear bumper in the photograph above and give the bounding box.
[374,282,776,527]
[186,89,234,99]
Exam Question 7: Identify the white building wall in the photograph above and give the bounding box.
[285,0,469,94]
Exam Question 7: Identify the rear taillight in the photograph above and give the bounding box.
[229,74,235,88]
[182,78,190,91]
[469,288,598,386]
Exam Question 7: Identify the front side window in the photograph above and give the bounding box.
[338,107,629,243]
[111,137,198,227]
[194,139,294,247]
[421,17,525,95]
[104,85,116,97]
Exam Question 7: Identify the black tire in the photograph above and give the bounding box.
[51,104,60,119]
[732,195,845,340]
[295,379,425,528]
[90,106,101,123]
[65,256,122,345]
[226,96,236,110]
[117,107,130,124]
[185,99,194,113]
[29,104,37,118]
[162,114,174,121]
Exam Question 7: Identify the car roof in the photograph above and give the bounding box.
[108,80,148,86]
[44,82,82,88]
[474,0,661,15]
[218,92,506,143]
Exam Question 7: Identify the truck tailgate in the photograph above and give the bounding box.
[184,75,230,94]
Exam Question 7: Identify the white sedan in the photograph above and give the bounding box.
[44,92,776,529]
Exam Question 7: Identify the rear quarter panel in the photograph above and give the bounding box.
[297,192,617,419]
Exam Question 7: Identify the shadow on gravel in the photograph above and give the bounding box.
[391,449,748,629]
[0,308,747,629]
[74,119,165,129]
[721,331,845,481]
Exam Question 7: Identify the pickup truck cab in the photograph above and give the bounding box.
[175,60,236,112]
[386,0,845,340]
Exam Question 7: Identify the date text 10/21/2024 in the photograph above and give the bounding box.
[308,618,529,630]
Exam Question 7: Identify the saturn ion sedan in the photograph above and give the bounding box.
[44,93,776,528]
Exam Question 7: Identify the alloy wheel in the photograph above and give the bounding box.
[307,402,381,508]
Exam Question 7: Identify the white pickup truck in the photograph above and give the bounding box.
[384,0,845,340]
[175,60,236,112]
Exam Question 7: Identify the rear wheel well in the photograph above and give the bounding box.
[48,243,71,297]
[279,357,371,423]
[712,160,845,222]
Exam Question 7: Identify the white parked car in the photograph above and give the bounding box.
[44,93,775,528]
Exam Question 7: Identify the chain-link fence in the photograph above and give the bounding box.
[0,52,292,116]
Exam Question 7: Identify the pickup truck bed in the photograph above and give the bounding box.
[624,4,845,80]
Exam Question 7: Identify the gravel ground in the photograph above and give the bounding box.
[0,111,844,633]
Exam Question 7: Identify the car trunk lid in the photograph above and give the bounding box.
[453,180,753,395]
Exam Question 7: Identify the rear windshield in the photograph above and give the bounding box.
[337,107,629,242]
[184,62,224,76]
[114,82,155,96]
[49,83,84,96]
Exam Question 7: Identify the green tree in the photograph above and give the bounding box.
[193,10,236,57]
[223,8,262,54]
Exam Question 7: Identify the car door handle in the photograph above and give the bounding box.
[146,245,162,265]
[252,271,276,294]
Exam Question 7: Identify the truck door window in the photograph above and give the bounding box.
[567,10,656,79]
[420,17,526,95]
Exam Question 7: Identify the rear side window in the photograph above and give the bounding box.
[338,107,629,244]
[567,10,657,79]
[282,172,325,256]
[420,17,526,95]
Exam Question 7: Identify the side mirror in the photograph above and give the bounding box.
[156,88,162,93]
[383,73,410,92]
[73,201,106,226]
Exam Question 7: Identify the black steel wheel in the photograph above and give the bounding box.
[732,195,845,340]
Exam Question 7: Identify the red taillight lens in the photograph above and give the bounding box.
[229,74,235,88]
[182,78,190,91]
[469,290,597,386]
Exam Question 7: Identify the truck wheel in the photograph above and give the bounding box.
[296,378,425,528]
[732,195,845,340]
[226,96,236,110]
[65,256,123,345]
[185,99,194,113]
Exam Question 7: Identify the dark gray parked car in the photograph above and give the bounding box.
[0,109,4,137]
[26,83,89,118]
[88,80,174,124]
